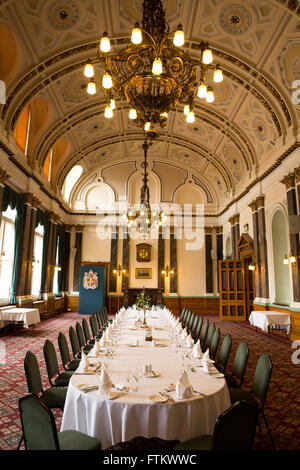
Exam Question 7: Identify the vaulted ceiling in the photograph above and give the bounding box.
[0,0,299,213]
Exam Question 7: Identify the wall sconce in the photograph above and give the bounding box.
[113,264,126,276]
[55,264,62,271]
[283,255,296,265]
[32,256,40,267]
[161,265,175,277]
[248,263,256,271]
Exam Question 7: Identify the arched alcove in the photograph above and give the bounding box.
[272,209,292,305]
[128,171,160,205]
[85,183,115,212]
[0,24,20,84]
[174,184,204,212]
[62,164,83,203]
[225,236,232,259]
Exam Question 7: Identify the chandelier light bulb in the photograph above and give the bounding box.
[161,112,168,118]
[84,63,94,78]
[87,80,96,95]
[129,109,137,120]
[213,66,223,83]
[202,47,213,64]
[131,25,142,44]
[206,87,215,103]
[110,98,116,110]
[100,33,111,53]
[102,73,113,89]
[283,255,289,265]
[152,57,163,76]
[104,104,113,118]
[186,110,195,123]
[197,82,207,99]
[173,25,184,47]
[144,122,151,132]
[290,256,296,263]
[184,104,190,115]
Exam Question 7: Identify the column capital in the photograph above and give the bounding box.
[280,173,295,190]
[249,200,258,212]
[0,168,9,186]
[204,226,213,234]
[256,195,265,209]
[47,211,60,224]
[64,224,73,232]
[229,216,235,226]
[294,166,300,185]
[31,196,41,209]
[75,224,84,232]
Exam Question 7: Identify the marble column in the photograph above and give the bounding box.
[170,232,177,294]
[0,168,9,222]
[73,225,83,292]
[216,226,223,293]
[205,227,213,294]
[256,196,269,301]
[229,214,239,259]
[281,173,300,302]
[16,193,35,300]
[158,231,165,292]
[122,231,129,292]
[109,230,118,293]
[229,216,236,259]
[249,200,261,299]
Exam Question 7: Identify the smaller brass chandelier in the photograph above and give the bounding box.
[83,0,223,137]
[122,139,166,236]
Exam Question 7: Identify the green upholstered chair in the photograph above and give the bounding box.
[76,322,93,352]
[215,333,232,373]
[209,327,220,360]
[95,311,102,329]
[69,325,82,360]
[224,341,249,389]
[24,351,67,410]
[190,315,199,339]
[82,318,95,346]
[89,315,102,340]
[193,316,203,343]
[179,308,186,323]
[186,312,195,333]
[203,322,216,352]
[58,332,80,371]
[183,310,192,329]
[19,394,101,450]
[200,319,209,350]
[229,353,275,449]
[43,340,73,387]
[174,401,258,451]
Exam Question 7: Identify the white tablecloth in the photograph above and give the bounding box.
[249,310,291,334]
[61,309,231,449]
[0,308,40,328]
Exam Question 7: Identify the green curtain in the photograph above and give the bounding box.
[1,187,26,305]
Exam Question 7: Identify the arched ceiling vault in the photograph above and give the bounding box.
[0,0,299,214]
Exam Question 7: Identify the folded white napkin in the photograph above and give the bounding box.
[90,340,101,356]
[192,340,202,359]
[99,366,112,395]
[181,328,188,340]
[201,349,214,372]
[176,371,193,399]
[186,335,194,348]
[100,335,106,347]
[78,351,90,372]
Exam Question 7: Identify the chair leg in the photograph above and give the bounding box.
[17,433,24,450]
[261,411,276,450]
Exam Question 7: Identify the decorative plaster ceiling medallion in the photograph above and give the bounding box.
[47,0,81,30]
[134,0,167,12]
[252,117,267,141]
[219,4,252,35]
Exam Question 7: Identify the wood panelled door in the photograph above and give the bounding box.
[219,260,247,321]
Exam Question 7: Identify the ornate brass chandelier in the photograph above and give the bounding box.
[83,0,223,138]
[122,139,166,237]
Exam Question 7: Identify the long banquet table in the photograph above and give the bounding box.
[61,308,231,449]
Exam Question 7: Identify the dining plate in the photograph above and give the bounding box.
[148,393,167,403]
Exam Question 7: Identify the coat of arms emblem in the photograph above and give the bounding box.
[83,270,98,290]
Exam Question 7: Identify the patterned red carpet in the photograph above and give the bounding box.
[0,312,299,451]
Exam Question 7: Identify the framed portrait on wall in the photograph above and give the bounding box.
[135,268,152,279]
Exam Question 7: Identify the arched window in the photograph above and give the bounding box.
[272,209,292,305]
[62,165,83,203]
[0,207,16,302]
[31,224,44,298]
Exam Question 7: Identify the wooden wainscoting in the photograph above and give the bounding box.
[254,304,300,341]
[67,295,79,312]
[163,296,219,317]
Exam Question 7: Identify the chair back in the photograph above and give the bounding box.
[212,401,258,450]
[95,311,102,329]
[194,316,203,341]
[179,308,186,322]
[24,351,43,395]
[82,318,91,343]
[209,327,220,360]
[58,332,71,368]
[232,341,249,386]
[19,394,59,450]
[89,315,98,338]
[69,326,80,358]
[217,334,232,372]
[43,340,60,385]
[187,312,195,330]
[184,310,192,328]
[76,322,86,349]
[251,354,272,408]
[205,322,216,349]
[200,319,209,346]
[191,315,199,336]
